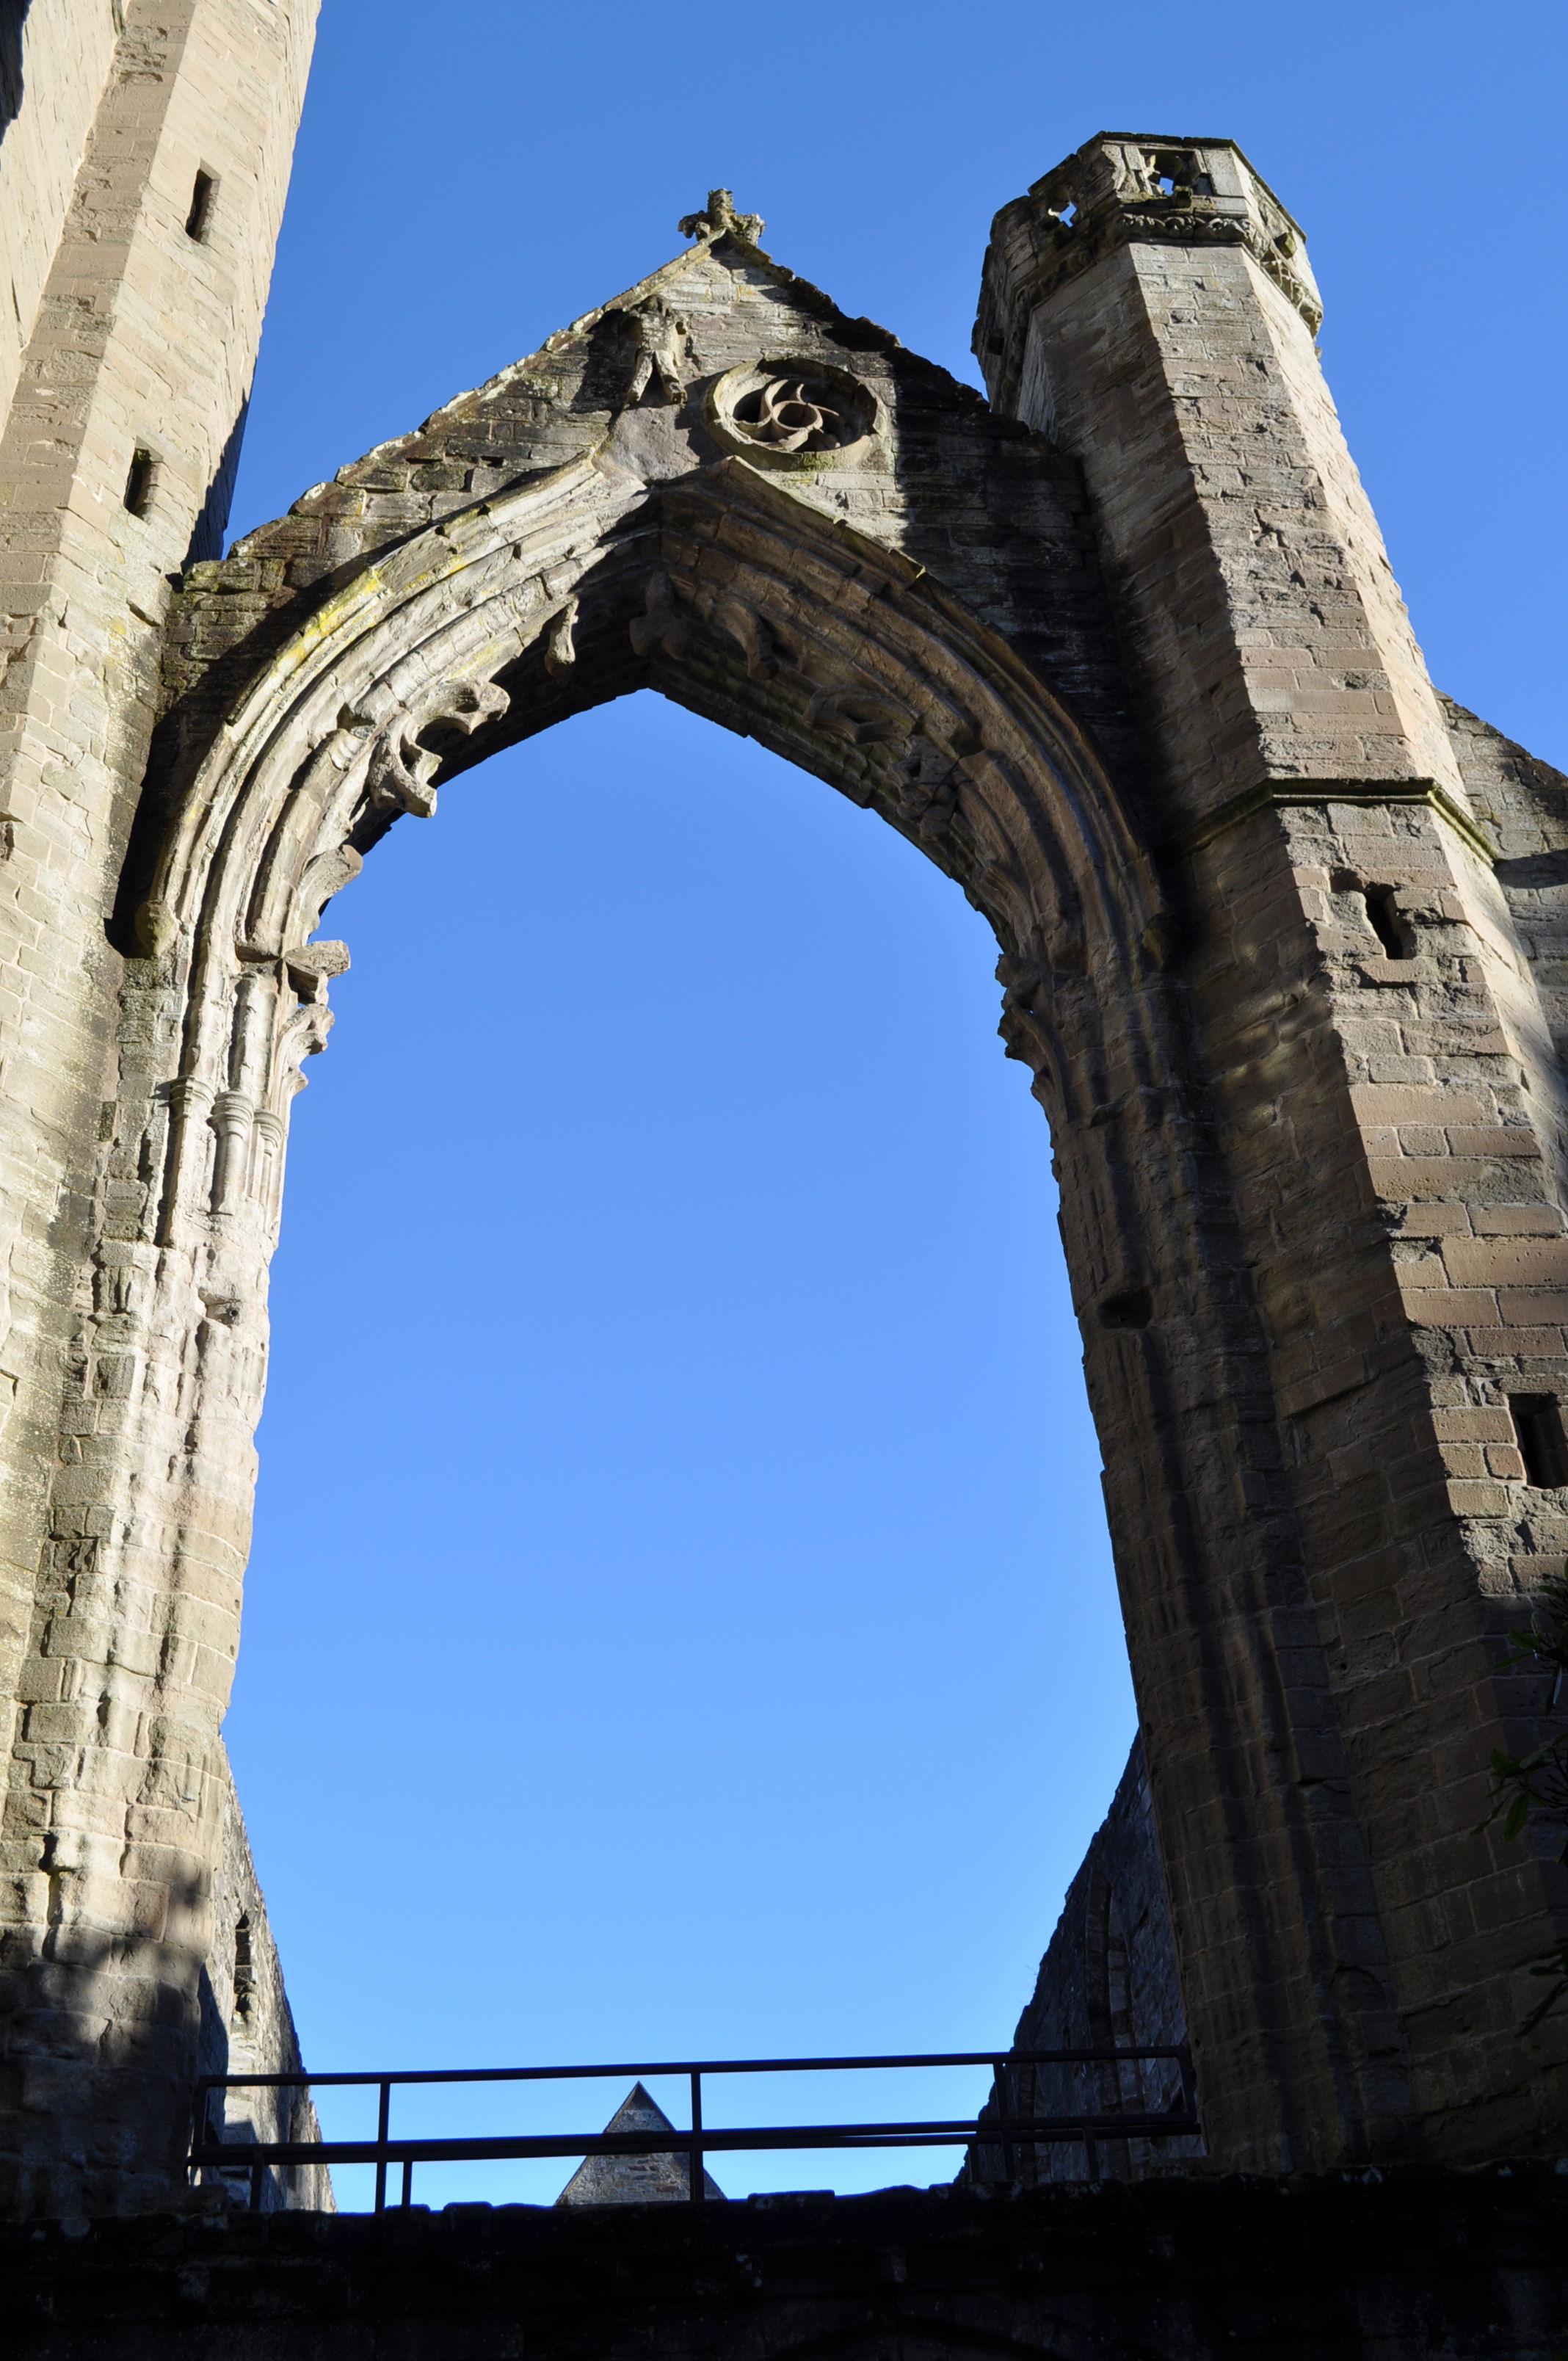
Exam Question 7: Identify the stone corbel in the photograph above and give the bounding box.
[365,677,511,821]
[717,598,781,683]
[365,725,439,820]
[885,741,960,846]
[629,571,692,660]
[284,940,350,1003]
[543,597,578,681]
[806,686,912,749]
[995,954,1064,1092]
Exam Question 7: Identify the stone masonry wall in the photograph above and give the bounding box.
[978,132,1568,2173]
[0,0,122,436]
[0,0,320,2216]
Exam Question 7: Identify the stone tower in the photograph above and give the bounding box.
[0,0,320,2213]
[0,29,1564,2219]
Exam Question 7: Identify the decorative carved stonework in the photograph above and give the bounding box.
[717,598,781,683]
[735,377,843,453]
[543,596,578,681]
[805,684,912,748]
[706,359,877,468]
[628,570,692,660]
[283,939,350,1002]
[613,297,691,407]
[677,186,764,246]
[365,676,510,820]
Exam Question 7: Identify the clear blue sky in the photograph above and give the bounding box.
[221,0,1567,2206]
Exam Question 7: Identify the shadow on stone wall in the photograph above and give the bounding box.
[0,1,29,146]
[185,394,250,567]
[0,1749,328,2219]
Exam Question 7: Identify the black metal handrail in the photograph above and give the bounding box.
[191,2046,1199,2212]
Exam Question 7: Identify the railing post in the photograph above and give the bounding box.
[374,2080,391,2215]
[690,2069,705,2202]
[997,2059,1014,2187]
[189,2081,208,2193]
[1177,2042,1197,2128]
[402,2159,413,2208]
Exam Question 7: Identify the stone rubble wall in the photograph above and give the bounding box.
[968,1738,1200,2186]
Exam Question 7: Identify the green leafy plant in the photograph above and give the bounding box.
[1485,1569,1568,2033]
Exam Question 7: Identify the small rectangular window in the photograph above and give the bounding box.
[123,448,156,518]
[1364,886,1414,960]
[1509,1395,1568,1488]
[185,169,216,242]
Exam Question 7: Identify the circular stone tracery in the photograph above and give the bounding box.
[707,358,877,466]
[736,377,841,450]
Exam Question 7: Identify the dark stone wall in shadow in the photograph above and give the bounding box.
[967,1738,1202,2185]
[5,2172,1566,2360]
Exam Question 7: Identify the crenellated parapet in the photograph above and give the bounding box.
[976,131,1323,420]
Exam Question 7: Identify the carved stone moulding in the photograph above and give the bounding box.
[706,359,879,468]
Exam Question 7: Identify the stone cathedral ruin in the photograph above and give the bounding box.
[0,0,1565,2351]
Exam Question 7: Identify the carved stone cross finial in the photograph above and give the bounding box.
[678,187,764,246]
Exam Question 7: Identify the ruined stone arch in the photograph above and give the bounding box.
[70,203,1390,2197]
[112,358,1210,1763]
[77,204,1376,2203]
[142,443,1164,1147]
[17,145,1568,2217]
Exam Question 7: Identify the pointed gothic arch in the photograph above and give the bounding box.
[145,446,1163,1157]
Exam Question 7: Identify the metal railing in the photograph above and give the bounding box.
[190,2046,1199,2212]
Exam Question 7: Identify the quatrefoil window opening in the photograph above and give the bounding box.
[733,376,843,454]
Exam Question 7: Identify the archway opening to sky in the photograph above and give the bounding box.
[222,690,1135,2207]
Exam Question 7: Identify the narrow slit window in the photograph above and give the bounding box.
[233,1910,255,2024]
[185,170,215,242]
[123,448,156,518]
[1364,886,1414,960]
[1509,1394,1568,1488]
